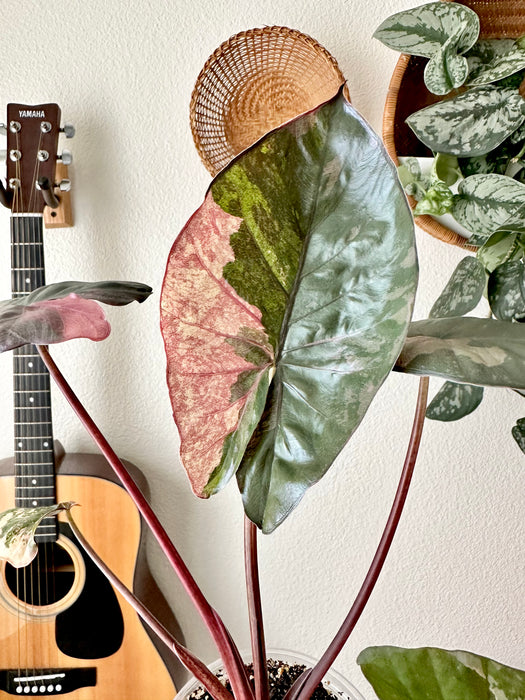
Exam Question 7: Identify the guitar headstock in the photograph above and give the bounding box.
[4,103,73,215]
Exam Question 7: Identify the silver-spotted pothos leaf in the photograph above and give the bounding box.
[467,39,525,86]
[477,224,524,272]
[429,256,485,318]
[426,380,483,421]
[358,646,525,700]
[0,503,75,568]
[407,85,525,157]
[396,317,525,389]
[161,91,417,532]
[374,2,478,94]
[488,260,525,321]
[452,174,525,241]
[0,281,151,352]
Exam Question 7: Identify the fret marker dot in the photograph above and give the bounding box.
[43,441,49,447]
[27,362,33,368]
[29,396,34,403]
[25,277,30,284]
[32,500,37,506]
[18,441,23,448]
[32,479,37,485]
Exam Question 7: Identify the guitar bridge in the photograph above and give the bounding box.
[0,668,96,695]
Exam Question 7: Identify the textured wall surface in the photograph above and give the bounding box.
[0,1,524,698]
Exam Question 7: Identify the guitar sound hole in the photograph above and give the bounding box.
[4,539,79,608]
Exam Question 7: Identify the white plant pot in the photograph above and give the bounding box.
[174,648,365,700]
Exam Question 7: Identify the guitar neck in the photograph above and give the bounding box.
[11,213,57,542]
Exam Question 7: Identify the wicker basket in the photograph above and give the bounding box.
[383,0,525,250]
[190,26,349,175]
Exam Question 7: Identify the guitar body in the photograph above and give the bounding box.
[0,448,177,699]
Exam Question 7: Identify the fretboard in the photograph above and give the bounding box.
[11,214,57,542]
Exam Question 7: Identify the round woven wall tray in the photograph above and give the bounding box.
[190,26,349,176]
[383,0,524,250]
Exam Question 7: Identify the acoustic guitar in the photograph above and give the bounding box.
[0,104,178,698]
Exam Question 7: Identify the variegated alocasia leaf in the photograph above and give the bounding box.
[426,380,483,421]
[161,91,417,532]
[0,503,75,568]
[358,646,525,700]
[407,85,525,157]
[396,317,525,389]
[467,39,525,86]
[373,2,479,60]
[429,256,485,318]
[0,281,152,352]
[452,174,525,241]
[488,260,525,321]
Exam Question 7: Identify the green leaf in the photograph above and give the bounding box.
[0,281,151,352]
[396,316,525,389]
[477,226,522,272]
[433,153,461,186]
[413,180,454,216]
[452,174,525,240]
[512,417,525,453]
[424,27,470,95]
[407,85,525,157]
[0,503,76,568]
[373,2,479,58]
[426,381,483,421]
[429,256,485,318]
[358,646,525,700]
[161,91,417,532]
[488,260,525,320]
[467,38,525,86]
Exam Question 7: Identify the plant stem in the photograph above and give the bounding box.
[65,510,233,700]
[244,516,269,700]
[290,376,429,700]
[37,345,253,700]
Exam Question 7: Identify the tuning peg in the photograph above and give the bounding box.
[60,123,75,139]
[57,179,71,192]
[58,150,73,165]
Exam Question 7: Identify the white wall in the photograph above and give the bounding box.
[0,1,524,698]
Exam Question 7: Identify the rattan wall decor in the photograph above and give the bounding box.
[383,0,524,250]
[190,26,349,176]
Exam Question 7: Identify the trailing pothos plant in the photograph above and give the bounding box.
[376,2,525,454]
[1,91,525,699]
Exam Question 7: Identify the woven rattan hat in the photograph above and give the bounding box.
[190,26,349,175]
[383,0,524,250]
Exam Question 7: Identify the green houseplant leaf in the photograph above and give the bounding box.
[160,91,417,532]
[429,256,485,318]
[396,316,525,389]
[488,260,525,321]
[357,645,525,699]
[452,174,525,241]
[0,503,75,568]
[426,380,483,421]
[512,416,525,453]
[406,85,525,157]
[467,38,525,86]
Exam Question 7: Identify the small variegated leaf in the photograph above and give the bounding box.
[511,417,525,453]
[396,316,525,389]
[452,174,525,239]
[358,646,525,700]
[467,39,525,86]
[429,256,485,318]
[407,85,525,157]
[488,260,525,321]
[426,381,484,421]
[433,153,461,186]
[424,29,470,95]
[373,2,479,58]
[476,226,522,272]
[0,503,76,568]
[413,181,454,216]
